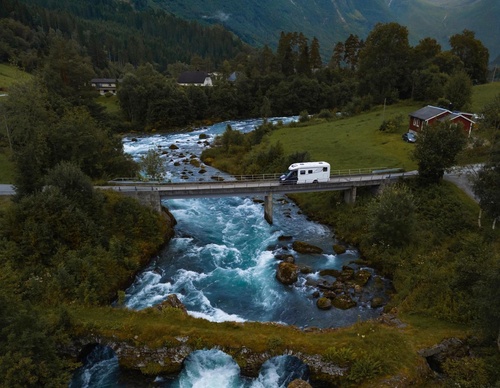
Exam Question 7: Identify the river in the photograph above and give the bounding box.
[70,117,390,387]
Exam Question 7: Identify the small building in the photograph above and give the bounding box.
[90,78,118,95]
[408,105,476,135]
[177,71,213,87]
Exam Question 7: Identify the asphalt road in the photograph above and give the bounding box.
[443,164,481,203]
[0,184,14,195]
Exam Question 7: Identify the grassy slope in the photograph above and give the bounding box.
[270,103,421,171]
[0,63,32,90]
[471,82,500,112]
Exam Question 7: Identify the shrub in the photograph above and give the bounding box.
[323,346,356,367]
[267,336,284,353]
[442,357,489,388]
[299,110,310,122]
[317,109,334,119]
[347,355,385,383]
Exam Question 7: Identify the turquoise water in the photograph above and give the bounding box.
[71,118,389,387]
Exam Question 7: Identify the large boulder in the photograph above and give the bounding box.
[316,297,332,310]
[337,266,355,281]
[333,244,347,254]
[288,379,312,388]
[353,269,372,286]
[332,294,357,309]
[292,241,323,254]
[319,269,341,278]
[276,262,299,285]
[418,338,469,373]
[155,294,187,314]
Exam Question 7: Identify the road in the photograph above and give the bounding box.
[0,184,14,195]
[443,164,481,203]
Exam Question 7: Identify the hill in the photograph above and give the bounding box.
[153,0,500,63]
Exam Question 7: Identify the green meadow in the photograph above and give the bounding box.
[0,63,32,90]
[270,103,421,172]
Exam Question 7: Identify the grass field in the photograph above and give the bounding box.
[96,94,121,114]
[471,81,500,112]
[269,103,421,171]
[0,63,32,91]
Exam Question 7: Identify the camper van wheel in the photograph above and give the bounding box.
[313,180,318,184]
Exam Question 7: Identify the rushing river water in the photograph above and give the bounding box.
[71,117,390,387]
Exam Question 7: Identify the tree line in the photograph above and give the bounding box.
[0,0,492,134]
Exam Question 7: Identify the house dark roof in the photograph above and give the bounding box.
[410,105,475,124]
[438,112,475,124]
[410,105,449,121]
[177,71,210,84]
[91,78,117,84]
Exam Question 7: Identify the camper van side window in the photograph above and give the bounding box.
[300,170,305,175]
[322,167,327,172]
[308,170,313,174]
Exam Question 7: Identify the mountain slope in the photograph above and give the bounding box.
[153,0,499,63]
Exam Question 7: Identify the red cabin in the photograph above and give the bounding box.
[408,105,476,135]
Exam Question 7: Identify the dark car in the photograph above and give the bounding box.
[402,132,417,143]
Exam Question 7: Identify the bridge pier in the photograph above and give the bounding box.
[264,193,273,224]
[343,187,357,204]
[121,190,163,213]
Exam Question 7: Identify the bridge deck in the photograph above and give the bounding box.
[105,171,417,199]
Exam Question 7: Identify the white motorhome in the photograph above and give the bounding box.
[279,161,330,184]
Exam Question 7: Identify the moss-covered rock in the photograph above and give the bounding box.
[333,244,347,254]
[316,297,332,310]
[292,241,323,254]
[371,297,385,308]
[276,262,299,285]
[353,269,372,286]
[332,294,357,309]
[319,269,341,278]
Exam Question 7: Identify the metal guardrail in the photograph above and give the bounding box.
[108,167,400,185]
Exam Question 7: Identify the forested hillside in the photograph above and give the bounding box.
[152,0,500,63]
[0,0,246,75]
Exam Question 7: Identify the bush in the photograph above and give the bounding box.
[299,110,310,122]
[323,346,356,367]
[378,114,405,133]
[442,357,489,388]
[347,355,385,383]
[317,109,334,119]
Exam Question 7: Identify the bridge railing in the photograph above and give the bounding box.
[108,167,406,185]
[225,167,397,182]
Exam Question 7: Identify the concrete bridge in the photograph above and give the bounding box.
[107,169,417,224]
